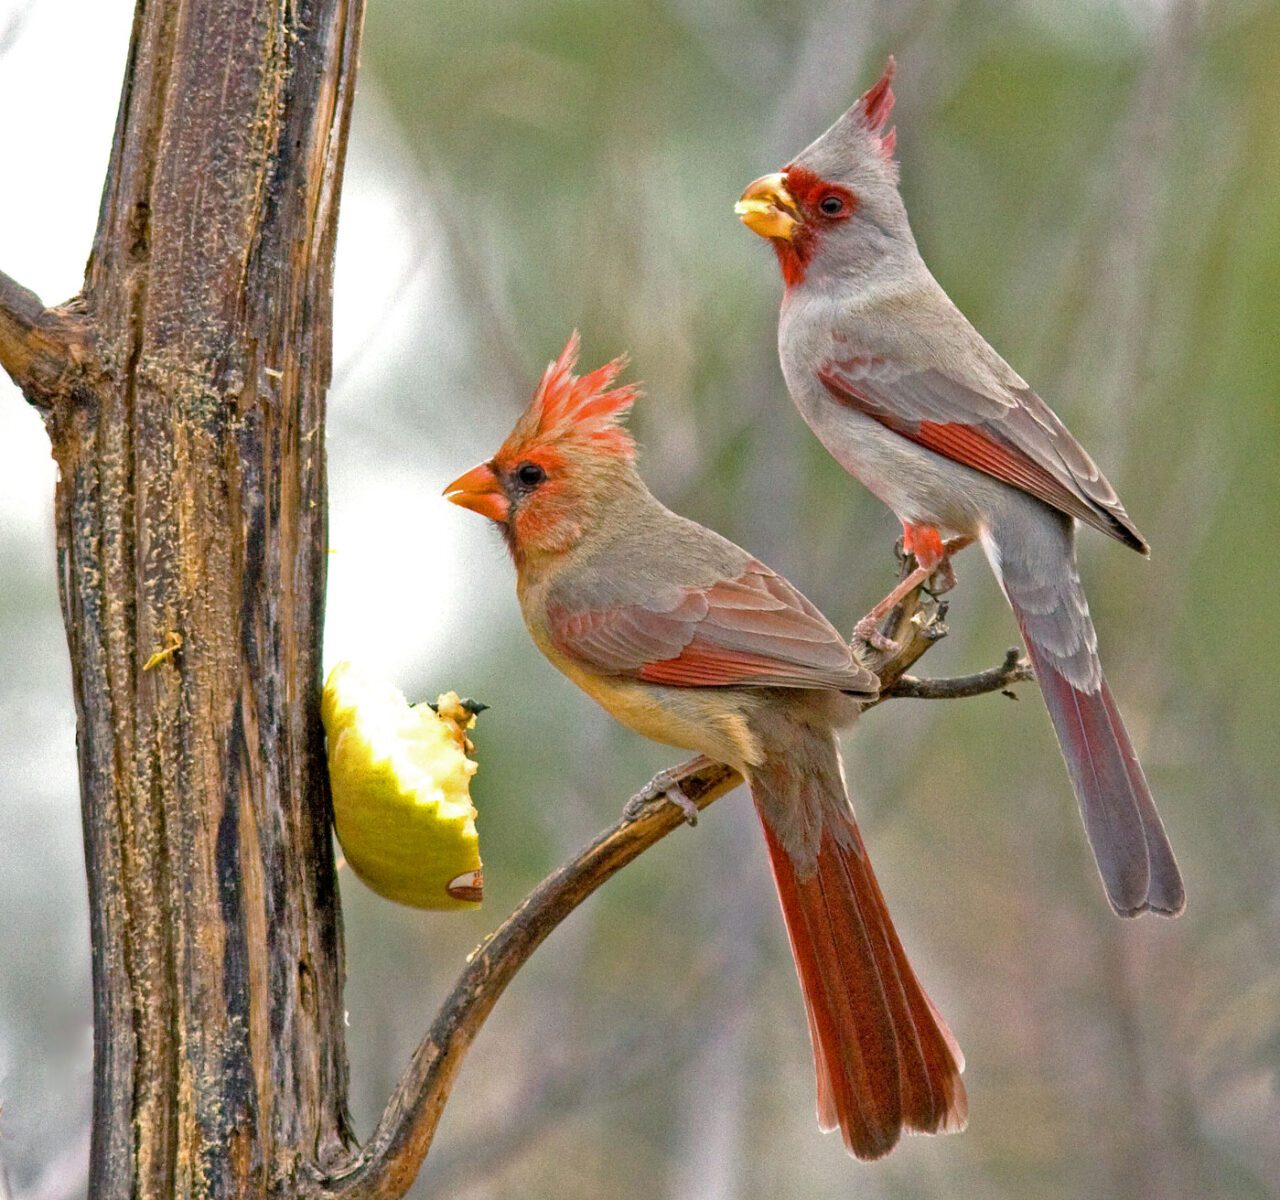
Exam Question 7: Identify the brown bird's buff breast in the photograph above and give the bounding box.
[517,565,766,773]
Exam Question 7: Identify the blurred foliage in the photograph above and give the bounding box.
[2,0,1279,1197]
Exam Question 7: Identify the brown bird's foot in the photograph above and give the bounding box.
[624,765,702,826]
[930,534,973,595]
[852,567,925,652]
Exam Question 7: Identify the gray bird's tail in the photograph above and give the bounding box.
[984,515,1184,917]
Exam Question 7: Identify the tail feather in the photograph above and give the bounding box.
[1024,634,1185,917]
[985,517,1184,917]
[754,758,966,1160]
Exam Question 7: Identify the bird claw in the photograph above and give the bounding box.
[624,767,699,826]
[922,557,958,598]
[853,615,900,654]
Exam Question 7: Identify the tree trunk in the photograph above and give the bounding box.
[1,0,364,1194]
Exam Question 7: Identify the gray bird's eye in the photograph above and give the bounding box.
[515,462,546,488]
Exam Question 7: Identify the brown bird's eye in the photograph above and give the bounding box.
[819,194,846,216]
[515,462,546,488]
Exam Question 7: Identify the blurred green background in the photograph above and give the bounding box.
[1,0,1278,1196]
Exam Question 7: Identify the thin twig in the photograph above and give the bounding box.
[883,648,1033,701]
[318,572,1024,1196]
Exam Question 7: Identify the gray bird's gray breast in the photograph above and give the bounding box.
[778,293,1002,537]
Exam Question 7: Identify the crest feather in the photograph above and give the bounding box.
[508,332,640,461]
[855,55,897,160]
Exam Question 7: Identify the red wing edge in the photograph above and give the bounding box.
[818,368,1148,552]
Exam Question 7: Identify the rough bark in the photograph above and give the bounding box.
[1,1,364,1195]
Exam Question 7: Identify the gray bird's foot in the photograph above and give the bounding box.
[624,766,700,826]
[922,556,958,598]
[853,614,900,655]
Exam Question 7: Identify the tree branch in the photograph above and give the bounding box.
[321,566,1030,1196]
[0,270,92,413]
[883,647,1034,701]
[419,963,740,1199]
[318,757,741,1199]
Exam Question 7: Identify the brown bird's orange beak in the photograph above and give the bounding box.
[735,172,799,240]
[443,462,511,524]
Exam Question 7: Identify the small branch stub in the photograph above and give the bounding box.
[0,270,93,413]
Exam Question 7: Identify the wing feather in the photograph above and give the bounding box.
[818,360,1148,552]
[548,562,877,695]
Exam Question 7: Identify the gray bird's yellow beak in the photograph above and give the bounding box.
[735,173,799,240]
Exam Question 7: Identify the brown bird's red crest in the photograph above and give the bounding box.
[503,331,640,464]
[855,55,897,160]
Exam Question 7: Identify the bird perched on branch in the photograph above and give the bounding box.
[736,57,1183,919]
[445,334,966,1159]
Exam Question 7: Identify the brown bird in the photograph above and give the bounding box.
[445,334,966,1158]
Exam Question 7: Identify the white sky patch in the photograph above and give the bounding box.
[0,0,133,539]
[324,82,470,677]
[0,2,470,693]
[324,463,464,680]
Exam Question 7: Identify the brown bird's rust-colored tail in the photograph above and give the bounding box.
[750,732,966,1160]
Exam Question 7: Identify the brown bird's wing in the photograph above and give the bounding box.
[818,358,1148,552]
[547,560,877,695]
